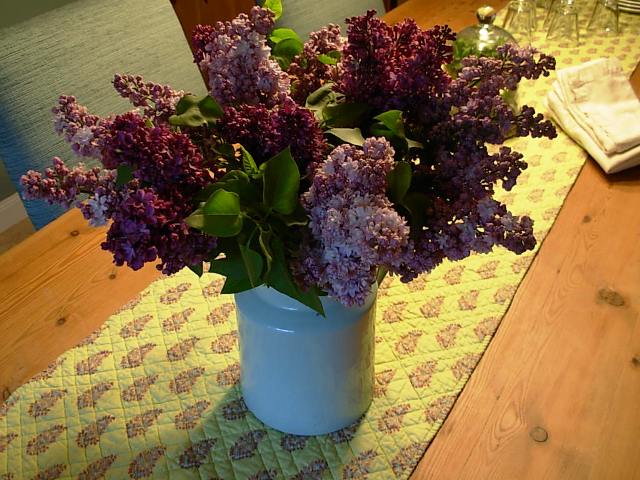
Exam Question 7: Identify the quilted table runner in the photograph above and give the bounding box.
[1,11,639,480]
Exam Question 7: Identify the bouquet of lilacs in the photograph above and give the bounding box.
[22,1,556,315]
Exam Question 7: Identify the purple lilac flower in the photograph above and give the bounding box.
[336,11,454,112]
[100,112,214,192]
[382,46,557,282]
[21,157,115,209]
[218,96,328,173]
[52,96,110,158]
[112,74,184,121]
[287,24,345,104]
[191,6,289,107]
[295,138,410,306]
[102,186,216,274]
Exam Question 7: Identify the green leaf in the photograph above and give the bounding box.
[387,162,412,203]
[174,94,198,115]
[278,202,308,227]
[186,189,243,237]
[214,143,236,158]
[272,37,303,69]
[326,127,366,146]
[169,94,222,127]
[376,266,388,285]
[401,192,430,235]
[195,170,258,204]
[209,252,255,294]
[115,165,133,187]
[258,229,273,274]
[198,95,224,120]
[239,243,264,287]
[269,27,301,43]
[263,0,283,19]
[240,146,259,176]
[323,102,369,128]
[188,263,204,277]
[317,50,341,65]
[305,82,335,109]
[406,138,424,149]
[262,147,300,215]
[266,237,324,315]
[373,110,405,137]
[305,82,339,122]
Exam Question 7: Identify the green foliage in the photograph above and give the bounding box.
[240,146,259,176]
[266,237,324,315]
[239,244,264,287]
[322,102,369,128]
[187,145,324,313]
[115,165,133,187]
[447,37,505,77]
[400,192,430,237]
[209,250,259,294]
[369,109,423,154]
[262,147,300,215]
[387,162,412,203]
[269,28,301,44]
[272,37,303,69]
[317,50,341,65]
[169,95,223,127]
[326,127,366,146]
[263,0,283,20]
[186,189,243,237]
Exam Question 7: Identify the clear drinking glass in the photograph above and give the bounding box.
[546,0,580,45]
[587,0,619,35]
[503,0,536,44]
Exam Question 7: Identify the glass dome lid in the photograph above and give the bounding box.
[456,5,517,54]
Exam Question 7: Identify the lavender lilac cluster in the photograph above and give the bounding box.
[295,138,409,305]
[192,6,289,107]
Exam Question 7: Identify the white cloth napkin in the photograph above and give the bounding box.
[546,57,640,174]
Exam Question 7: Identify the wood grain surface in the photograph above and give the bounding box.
[0,210,161,398]
[0,1,638,478]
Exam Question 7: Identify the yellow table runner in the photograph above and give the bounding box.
[2,12,639,480]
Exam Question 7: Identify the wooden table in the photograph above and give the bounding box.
[1,1,639,478]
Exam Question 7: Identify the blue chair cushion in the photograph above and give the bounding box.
[0,0,206,228]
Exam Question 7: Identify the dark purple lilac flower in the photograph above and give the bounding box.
[287,24,345,104]
[218,96,328,173]
[336,11,454,112]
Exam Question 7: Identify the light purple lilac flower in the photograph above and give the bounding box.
[192,6,289,107]
[112,74,184,121]
[295,138,409,306]
[52,95,109,158]
[21,157,115,209]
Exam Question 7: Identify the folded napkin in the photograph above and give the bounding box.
[547,57,640,174]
